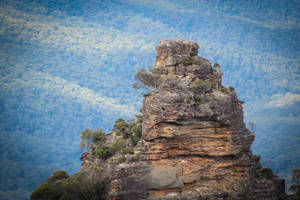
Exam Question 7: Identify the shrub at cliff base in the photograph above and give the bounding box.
[30,169,106,200]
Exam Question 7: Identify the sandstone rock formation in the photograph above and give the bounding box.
[105,40,285,200]
[31,40,286,200]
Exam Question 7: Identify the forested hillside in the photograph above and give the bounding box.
[0,0,299,199]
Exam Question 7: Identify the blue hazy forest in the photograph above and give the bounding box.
[0,0,299,199]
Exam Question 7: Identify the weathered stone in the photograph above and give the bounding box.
[80,40,285,200]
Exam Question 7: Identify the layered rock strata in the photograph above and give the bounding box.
[84,40,285,200]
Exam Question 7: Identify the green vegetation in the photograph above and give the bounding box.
[121,147,134,155]
[133,67,155,90]
[117,156,126,164]
[31,169,106,200]
[30,183,61,200]
[92,129,106,144]
[80,128,106,150]
[289,169,300,200]
[195,95,202,105]
[47,170,69,183]
[92,146,115,160]
[114,119,129,137]
[151,66,165,75]
[90,114,142,160]
[185,99,191,104]
[182,56,193,66]
[162,73,176,82]
[190,52,197,56]
[220,87,229,94]
[228,86,235,92]
[191,78,213,93]
[213,62,222,70]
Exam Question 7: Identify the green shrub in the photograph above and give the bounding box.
[151,66,164,75]
[132,153,140,161]
[195,95,202,105]
[30,183,62,200]
[47,170,69,183]
[132,126,142,138]
[31,161,107,200]
[130,134,139,146]
[122,148,134,155]
[80,128,106,150]
[92,146,115,160]
[213,62,222,69]
[113,118,129,138]
[92,129,106,144]
[133,68,154,90]
[228,86,235,92]
[59,172,106,200]
[190,52,197,56]
[163,73,176,81]
[182,57,193,66]
[220,87,229,94]
[113,140,126,152]
[185,99,191,104]
[80,129,94,150]
[193,59,202,65]
[130,124,142,146]
[191,78,211,92]
[117,156,125,164]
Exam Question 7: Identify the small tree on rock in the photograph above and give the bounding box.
[133,66,157,91]
[80,128,106,150]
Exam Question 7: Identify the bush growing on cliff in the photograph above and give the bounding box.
[221,87,229,94]
[194,95,202,105]
[213,62,222,70]
[114,117,142,145]
[130,125,142,145]
[31,169,106,200]
[182,56,193,66]
[92,145,115,160]
[80,128,106,150]
[113,140,126,152]
[190,51,197,56]
[31,183,62,200]
[92,139,135,160]
[289,169,300,199]
[92,129,106,144]
[80,129,94,150]
[228,86,235,92]
[85,114,142,160]
[47,170,69,183]
[114,118,129,138]
[191,78,212,93]
[133,67,156,90]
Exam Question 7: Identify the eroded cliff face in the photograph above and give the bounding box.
[82,40,285,200]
